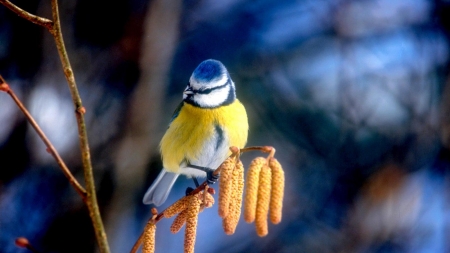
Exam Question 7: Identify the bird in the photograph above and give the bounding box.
[143,59,249,206]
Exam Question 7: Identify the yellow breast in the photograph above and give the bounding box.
[160,100,248,173]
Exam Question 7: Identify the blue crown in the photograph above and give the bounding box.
[192,59,226,83]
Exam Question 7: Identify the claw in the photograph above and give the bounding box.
[185,187,194,195]
[187,163,220,185]
[207,170,219,185]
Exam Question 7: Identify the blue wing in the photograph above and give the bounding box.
[169,102,184,124]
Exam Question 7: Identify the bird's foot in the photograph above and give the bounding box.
[188,163,219,185]
[185,187,195,195]
[206,170,219,185]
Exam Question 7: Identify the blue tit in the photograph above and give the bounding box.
[143,59,248,206]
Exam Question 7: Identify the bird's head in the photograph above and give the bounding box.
[183,59,236,108]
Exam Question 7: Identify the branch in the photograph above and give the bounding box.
[130,146,275,253]
[48,0,110,252]
[0,0,111,252]
[0,0,53,31]
[15,237,42,253]
[0,76,87,200]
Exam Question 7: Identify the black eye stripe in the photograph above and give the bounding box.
[195,80,230,95]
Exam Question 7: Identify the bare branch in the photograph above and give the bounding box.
[0,0,53,31]
[0,0,111,251]
[0,76,87,200]
[47,0,110,252]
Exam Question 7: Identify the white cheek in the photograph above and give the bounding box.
[195,85,230,107]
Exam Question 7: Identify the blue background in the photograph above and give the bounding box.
[1,0,450,252]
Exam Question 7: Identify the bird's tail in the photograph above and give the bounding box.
[143,169,179,206]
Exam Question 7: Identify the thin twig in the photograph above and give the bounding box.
[130,233,144,253]
[130,146,273,253]
[48,0,110,252]
[0,0,111,252]
[0,0,53,30]
[240,146,274,154]
[0,77,87,200]
[15,237,43,253]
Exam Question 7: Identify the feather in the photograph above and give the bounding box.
[143,169,180,206]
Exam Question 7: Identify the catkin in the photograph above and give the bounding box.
[218,157,235,218]
[255,163,272,237]
[202,191,215,208]
[164,195,190,218]
[170,209,188,234]
[170,190,214,234]
[244,157,265,223]
[143,222,156,253]
[184,193,202,253]
[222,160,245,235]
[269,158,285,224]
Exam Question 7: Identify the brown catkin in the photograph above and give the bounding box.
[255,163,272,237]
[222,160,245,235]
[184,193,202,253]
[269,158,285,224]
[143,222,156,253]
[234,160,245,220]
[202,191,215,208]
[244,157,265,223]
[218,157,235,218]
[222,194,237,234]
[170,209,188,234]
[164,195,190,218]
[172,190,215,234]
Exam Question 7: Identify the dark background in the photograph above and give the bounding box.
[1,0,450,252]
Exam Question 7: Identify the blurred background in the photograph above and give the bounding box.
[1,0,450,252]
